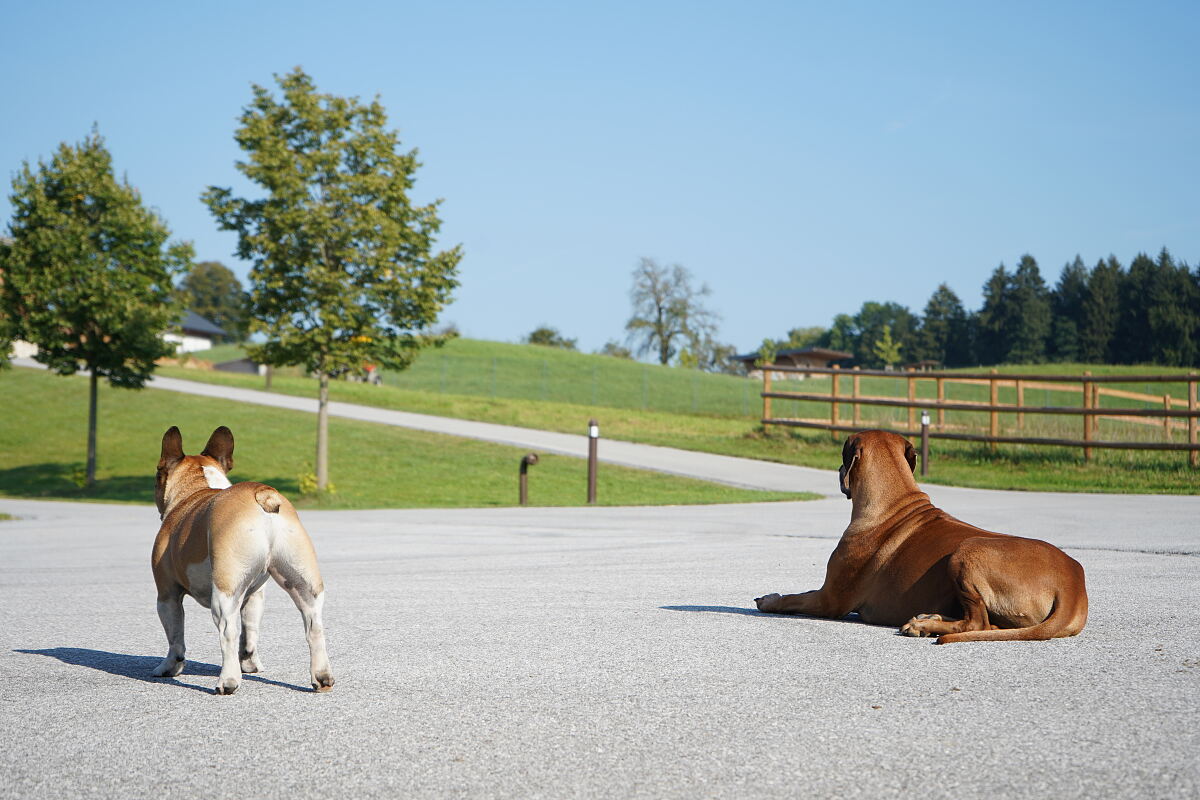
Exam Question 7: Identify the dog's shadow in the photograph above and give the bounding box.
[14,647,312,694]
[660,605,867,625]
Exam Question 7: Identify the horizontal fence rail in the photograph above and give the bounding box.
[759,364,1200,468]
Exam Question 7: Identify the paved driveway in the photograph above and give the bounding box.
[1,494,1197,798]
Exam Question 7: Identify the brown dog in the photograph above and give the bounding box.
[151,426,334,693]
[754,430,1087,643]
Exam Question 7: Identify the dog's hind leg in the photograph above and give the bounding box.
[270,561,334,692]
[211,589,246,695]
[152,589,187,678]
[239,585,266,673]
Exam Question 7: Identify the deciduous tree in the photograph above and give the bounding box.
[203,68,461,491]
[625,257,718,366]
[181,261,248,341]
[1,129,191,486]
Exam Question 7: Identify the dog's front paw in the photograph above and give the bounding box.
[900,614,944,637]
[755,593,783,613]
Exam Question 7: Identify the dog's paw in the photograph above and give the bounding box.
[152,657,185,678]
[899,614,944,637]
[312,671,335,693]
[755,593,782,613]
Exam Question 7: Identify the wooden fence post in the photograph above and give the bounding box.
[1163,395,1172,441]
[1189,374,1198,468]
[853,367,861,427]
[762,368,772,421]
[1092,384,1101,434]
[907,370,916,432]
[1083,371,1092,463]
[936,377,945,429]
[989,369,999,451]
[831,365,841,441]
[1017,379,1025,430]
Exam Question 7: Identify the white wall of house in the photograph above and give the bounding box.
[163,333,214,353]
[10,340,38,358]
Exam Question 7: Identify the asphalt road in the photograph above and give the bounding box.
[1,492,1197,799]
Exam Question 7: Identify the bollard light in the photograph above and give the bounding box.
[519,453,539,506]
[587,418,599,504]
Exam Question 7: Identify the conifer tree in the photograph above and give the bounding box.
[1080,256,1121,363]
[1050,256,1088,362]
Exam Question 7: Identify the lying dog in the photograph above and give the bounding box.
[151,426,334,693]
[754,430,1087,643]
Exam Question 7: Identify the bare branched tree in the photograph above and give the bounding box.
[625,257,719,366]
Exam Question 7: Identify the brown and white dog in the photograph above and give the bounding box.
[151,426,334,693]
[754,430,1088,643]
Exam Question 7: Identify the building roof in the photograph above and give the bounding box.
[179,310,226,337]
[734,346,855,364]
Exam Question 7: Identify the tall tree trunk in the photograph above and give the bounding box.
[87,370,98,488]
[316,371,330,491]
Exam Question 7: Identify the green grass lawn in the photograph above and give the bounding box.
[156,350,1200,494]
[0,367,813,509]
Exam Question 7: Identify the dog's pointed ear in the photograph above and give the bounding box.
[201,426,235,474]
[904,439,917,474]
[159,426,184,470]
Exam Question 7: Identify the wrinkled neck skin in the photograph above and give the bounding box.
[847,449,926,528]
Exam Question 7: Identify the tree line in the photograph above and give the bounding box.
[763,250,1200,370]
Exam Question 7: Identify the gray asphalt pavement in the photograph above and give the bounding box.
[1,493,1197,799]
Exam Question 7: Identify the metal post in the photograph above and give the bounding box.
[519,453,538,505]
[587,419,599,505]
[920,410,930,477]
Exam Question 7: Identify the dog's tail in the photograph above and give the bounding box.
[254,486,283,514]
[936,562,1089,644]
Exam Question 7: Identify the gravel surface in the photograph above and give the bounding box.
[1,495,1197,799]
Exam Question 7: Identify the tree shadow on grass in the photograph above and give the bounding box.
[0,464,300,504]
[14,647,312,694]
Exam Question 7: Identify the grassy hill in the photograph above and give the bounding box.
[155,338,1200,494]
[0,367,813,509]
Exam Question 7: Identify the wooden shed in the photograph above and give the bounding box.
[734,346,855,380]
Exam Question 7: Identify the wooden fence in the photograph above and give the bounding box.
[761,365,1200,467]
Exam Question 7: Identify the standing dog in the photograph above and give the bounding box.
[754,430,1087,643]
[151,426,334,693]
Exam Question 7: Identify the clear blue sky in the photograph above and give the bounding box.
[3,1,1198,355]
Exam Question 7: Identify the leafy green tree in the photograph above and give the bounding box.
[625,257,718,365]
[854,301,917,368]
[181,261,248,341]
[203,68,461,491]
[0,238,13,369]
[1049,256,1088,362]
[826,314,856,354]
[596,340,633,359]
[524,326,577,350]
[1080,256,1121,363]
[914,283,970,366]
[872,324,902,369]
[1,130,191,486]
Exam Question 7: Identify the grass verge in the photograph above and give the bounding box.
[0,368,814,509]
[154,363,1200,494]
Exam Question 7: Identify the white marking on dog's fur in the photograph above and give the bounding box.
[203,465,232,489]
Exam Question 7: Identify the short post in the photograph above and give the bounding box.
[830,365,840,440]
[519,453,538,506]
[587,419,599,505]
[1082,371,1092,463]
[1189,374,1198,468]
[1163,395,1172,441]
[920,410,930,477]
